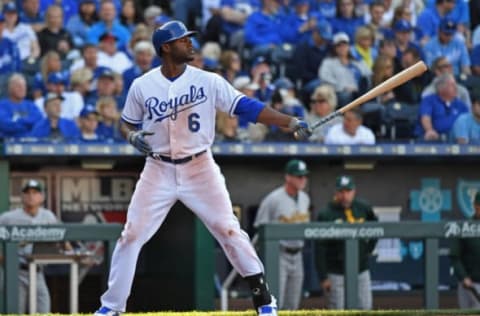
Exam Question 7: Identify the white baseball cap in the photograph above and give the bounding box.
[333,32,350,45]
[233,76,259,91]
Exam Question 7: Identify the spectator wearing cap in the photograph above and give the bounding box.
[65,0,98,48]
[86,68,124,109]
[0,178,65,313]
[417,0,458,42]
[254,159,310,310]
[324,108,375,144]
[244,0,293,64]
[36,5,74,59]
[250,56,275,103]
[315,174,377,310]
[391,19,424,64]
[423,18,471,76]
[282,0,317,45]
[122,41,155,93]
[422,56,471,109]
[19,0,45,32]
[289,19,331,99]
[329,0,365,42]
[306,84,342,142]
[2,1,40,62]
[415,73,468,141]
[95,96,123,141]
[449,191,480,309]
[0,73,42,138]
[78,104,102,141]
[273,77,306,117]
[422,0,470,39]
[452,92,480,144]
[319,32,371,106]
[87,0,131,51]
[34,71,84,119]
[97,32,133,75]
[29,92,80,140]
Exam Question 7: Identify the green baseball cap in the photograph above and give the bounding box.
[475,191,480,205]
[285,159,309,176]
[22,179,43,193]
[336,175,355,190]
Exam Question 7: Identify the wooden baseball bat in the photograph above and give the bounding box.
[311,61,428,131]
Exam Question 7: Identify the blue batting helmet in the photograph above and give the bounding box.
[152,20,197,56]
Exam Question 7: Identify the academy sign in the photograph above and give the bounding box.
[304,226,385,239]
[444,221,480,238]
[0,226,66,241]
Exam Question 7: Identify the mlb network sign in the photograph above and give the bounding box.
[0,226,66,241]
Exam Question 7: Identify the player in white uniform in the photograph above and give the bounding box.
[94,21,311,316]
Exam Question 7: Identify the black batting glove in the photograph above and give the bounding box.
[289,118,312,140]
[128,130,154,154]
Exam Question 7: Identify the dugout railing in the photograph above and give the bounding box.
[257,221,480,310]
[0,224,122,313]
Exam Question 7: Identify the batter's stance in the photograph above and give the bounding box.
[94,21,311,316]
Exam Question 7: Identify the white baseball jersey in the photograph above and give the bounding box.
[121,65,244,158]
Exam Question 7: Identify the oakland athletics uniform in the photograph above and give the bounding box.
[0,208,57,313]
[100,65,267,311]
[254,187,310,309]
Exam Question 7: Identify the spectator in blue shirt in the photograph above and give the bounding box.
[416,0,456,42]
[78,104,102,142]
[329,0,364,41]
[95,96,123,141]
[122,41,154,94]
[244,0,291,63]
[65,0,98,48]
[86,0,131,51]
[392,19,423,64]
[452,92,480,144]
[423,18,471,76]
[282,0,317,45]
[415,73,469,141]
[310,0,336,20]
[423,0,470,38]
[19,0,45,32]
[29,92,80,141]
[0,73,43,138]
[0,13,21,97]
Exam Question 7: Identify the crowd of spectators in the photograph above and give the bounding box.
[0,0,479,145]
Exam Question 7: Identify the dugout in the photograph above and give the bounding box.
[0,141,479,312]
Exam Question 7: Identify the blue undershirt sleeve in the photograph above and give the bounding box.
[233,96,266,123]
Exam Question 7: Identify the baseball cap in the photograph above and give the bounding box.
[44,92,65,104]
[233,76,259,90]
[98,68,115,79]
[99,32,118,42]
[274,77,294,90]
[336,175,355,190]
[3,2,17,13]
[333,32,350,45]
[475,191,480,205]
[252,56,269,68]
[315,19,333,41]
[47,72,67,84]
[79,104,99,118]
[439,18,456,35]
[22,179,43,193]
[393,19,412,32]
[285,159,309,176]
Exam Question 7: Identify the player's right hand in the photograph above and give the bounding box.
[128,130,154,154]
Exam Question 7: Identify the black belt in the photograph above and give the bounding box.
[150,150,207,164]
[281,246,303,255]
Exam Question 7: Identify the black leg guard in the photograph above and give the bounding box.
[245,273,272,310]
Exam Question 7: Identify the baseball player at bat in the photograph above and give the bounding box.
[94,21,311,316]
